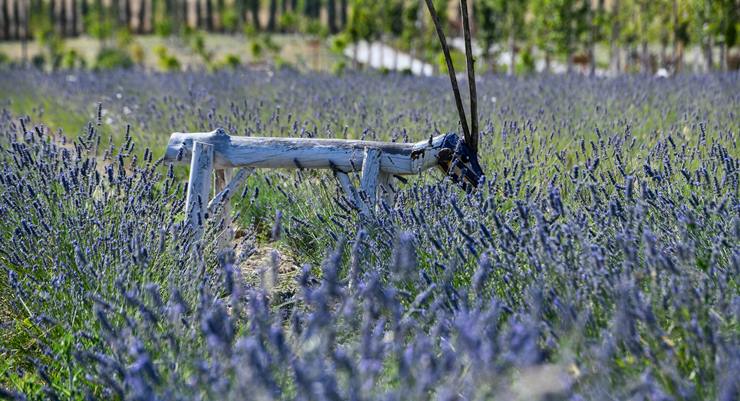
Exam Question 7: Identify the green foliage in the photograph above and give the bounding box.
[212,54,242,71]
[516,47,536,74]
[347,0,380,42]
[305,18,329,38]
[250,40,264,60]
[94,47,134,70]
[154,45,181,71]
[221,8,240,33]
[31,54,45,69]
[34,27,66,70]
[330,34,349,55]
[436,48,468,74]
[61,49,86,69]
[278,12,300,34]
[130,42,146,66]
[332,59,347,75]
[244,23,258,38]
[155,18,174,37]
[85,5,113,41]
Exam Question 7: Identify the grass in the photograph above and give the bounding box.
[0,33,342,72]
[0,68,737,399]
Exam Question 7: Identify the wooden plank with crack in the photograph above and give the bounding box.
[360,148,381,204]
[185,141,214,240]
[165,129,445,175]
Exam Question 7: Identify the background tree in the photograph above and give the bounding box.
[530,0,560,72]
[327,0,338,34]
[249,0,260,31]
[494,0,527,75]
[340,0,347,29]
[268,0,278,31]
[476,0,502,72]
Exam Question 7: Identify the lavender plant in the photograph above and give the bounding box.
[0,69,738,400]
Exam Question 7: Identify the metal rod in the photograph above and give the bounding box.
[460,0,478,154]
[423,0,471,144]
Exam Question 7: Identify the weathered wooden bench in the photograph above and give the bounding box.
[164,0,485,241]
[163,128,482,239]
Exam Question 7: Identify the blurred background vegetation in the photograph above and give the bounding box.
[0,0,737,75]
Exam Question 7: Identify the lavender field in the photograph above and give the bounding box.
[0,69,738,400]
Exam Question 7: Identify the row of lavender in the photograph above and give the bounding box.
[0,70,738,399]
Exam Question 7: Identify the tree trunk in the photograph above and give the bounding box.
[80,0,88,33]
[545,51,551,73]
[641,40,649,74]
[1,0,8,40]
[124,0,132,29]
[59,0,67,36]
[205,0,214,31]
[236,0,245,29]
[267,0,276,31]
[719,41,726,71]
[194,0,203,29]
[340,0,347,28]
[639,1,648,74]
[609,0,621,74]
[353,41,359,69]
[508,31,515,75]
[20,0,28,63]
[671,0,678,72]
[588,0,601,76]
[8,0,16,39]
[180,0,188,30]
[703,38,713,72]
[73,0,79,36]
[250,0,259,30]
[327,0,336,34]
[145,0,152,32]
[139,0,147,33]
[216,0,225,31]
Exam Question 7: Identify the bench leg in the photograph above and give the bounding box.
[185,141,214,242]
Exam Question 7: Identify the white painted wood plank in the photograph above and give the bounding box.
[336,171,370,216]
[360,148,381,205]
[185,141,214,240]
[165,129,445,174]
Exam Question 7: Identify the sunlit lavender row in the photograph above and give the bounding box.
[0,69,738,400]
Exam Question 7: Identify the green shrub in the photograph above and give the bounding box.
[221,9,239,32]
[332,60,347,75]
[278,12,299,34]
[31,54,45,69]
[516,47,536,75]
[155,18,173,37]
[61,49,86,69]
[154,45,181,72]
[130,42,146,66]
[95,47,134,70]
[212,53,241,71]
[330,34,349,55]
[437,48,467,75]
[250,41,263,60]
